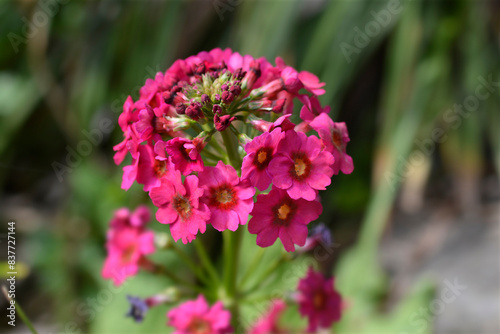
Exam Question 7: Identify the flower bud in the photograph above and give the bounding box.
[229,85,241,96]
[214,114,236,132]
[221,91,235,104]
[201,94,210,104]
[175,103,186,114]
[212,104,223,114]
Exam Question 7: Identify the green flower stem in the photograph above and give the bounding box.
[223,228,243,331]
[193,238,221,285]
[2,286,38,334]
[238,247,265,290]
[242,255,286,297]
[221,129,242,169]
[170,243,212,286]
[143,259,204,293]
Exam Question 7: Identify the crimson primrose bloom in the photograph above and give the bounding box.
[297,268,342,332]
[165,137,205,176]
[149,167,210,244]
[101,224,155,286]
[268,130,334,201]
[167,295,232,334]
[248,187,322,252]
[309,113,354,175]
[241,128,285,191]
[198,161,255,232]
[121,144,171,192]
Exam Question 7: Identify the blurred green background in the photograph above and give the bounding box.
[1,0,499,333]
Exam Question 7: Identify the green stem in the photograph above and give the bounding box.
[193,239,221,285]
[221,129,242,168]
[238,247,265,289]
[143,259,204,293]
[242,255,286,296]
[2,286,38,334]
[223,228,243,331]
[171,244,211,286]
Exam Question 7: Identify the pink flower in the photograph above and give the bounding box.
[165,137,204,176]
[122,145,172,191]
[102,225,155,286]
[309,114,354,175]
[114,96,139,165]
[297,95,330,126]
[149,170,210,244]
[198,161,255,231]
[297,268,342,332]
[167,295,232,334]
[298,71,326,96]
[249,300,288,334]
[241,129,284,191]
[250,114,295,133]
[110,205,151,229]
[248,188,322,252]
[268,131,334,201]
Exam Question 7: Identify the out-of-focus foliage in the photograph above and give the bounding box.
[0,0,498,333]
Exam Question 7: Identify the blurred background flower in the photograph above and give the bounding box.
[0,0,498,333]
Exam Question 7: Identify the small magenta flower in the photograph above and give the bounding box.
[102,225,155,286]
[198,161,255,232]
[165,137,204,175]
[167,295,232,334]
[309,113,354,175]
[241,128,284,191]
[121,144,172,192]
[149,169,210,244]
[297,268,342,332]
[269,131,334,201]
[298,71,326,96]
[110,205,151,229]
[249,300,288,334]
[248,188,322,252]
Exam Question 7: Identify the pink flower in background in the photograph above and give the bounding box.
[102,225,155,286]
[297,268,342,332]
[269,131,334,201]
[149,171,210,244]
[248,187,322,252]
[167,295,232,334]
[309,113,354,175]
[242,128,284,191]
[110,205,151,229]
[199,161,255,231]
[249,300,288,334]
[165,137,204,175]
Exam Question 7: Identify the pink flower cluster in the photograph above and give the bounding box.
[102,205,155,286]
[113,48,353,250]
